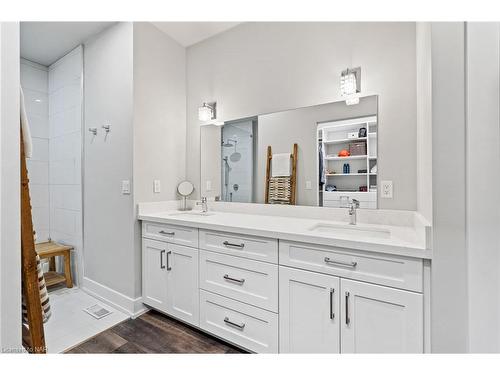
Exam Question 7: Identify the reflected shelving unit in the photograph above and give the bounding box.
[318,115,377,209]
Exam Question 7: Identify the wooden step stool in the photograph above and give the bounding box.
[35,241,73,288]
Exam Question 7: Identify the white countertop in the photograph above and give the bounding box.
[138,204,432,260]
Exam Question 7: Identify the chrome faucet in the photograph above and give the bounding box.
[197,197,208,213]
[348,199,360,225]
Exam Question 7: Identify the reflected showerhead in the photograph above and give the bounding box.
[222,138,237,147]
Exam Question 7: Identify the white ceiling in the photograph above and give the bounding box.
[20,22,240,66]
[152,22,240,47]
[20,22,115,66]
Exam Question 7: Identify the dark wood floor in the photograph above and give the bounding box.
[66,310,247,354]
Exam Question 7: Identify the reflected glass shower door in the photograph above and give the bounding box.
[221,119,254,202]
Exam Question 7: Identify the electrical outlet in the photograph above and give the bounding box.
[153,179,161,193]
[206,180,212,192]
[305,180,312,190]
[122,180,131,195]
[381,180,393,198]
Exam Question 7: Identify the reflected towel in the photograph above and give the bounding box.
[272,153,291,177]
[20,87,33,158]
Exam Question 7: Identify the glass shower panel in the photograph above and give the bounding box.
[221,120,254,202]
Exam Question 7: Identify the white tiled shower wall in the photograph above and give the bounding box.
[20,46,83,285]
[49,46,83,285]
[21,59,51,242]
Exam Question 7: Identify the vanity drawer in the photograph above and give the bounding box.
[199,289,278,353]
[199,250,278,312]
[199,230,278,263]
[279,241,423,292]
[142,221,198,248]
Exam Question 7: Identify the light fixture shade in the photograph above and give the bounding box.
[198,102,216,122]
[340,67,361,105]
[340,71,357,96]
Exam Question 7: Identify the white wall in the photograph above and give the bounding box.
[20,59,50,242]
[48,46,83,284]
[133,22,187,203]
[0,21,22,352]
[430,22,469,353]
[466,22,500,353]
[200,125,222,199]
[83,23,138,307]
[416,23,433,223]
[83,22,187,314]
[186,22,417,210]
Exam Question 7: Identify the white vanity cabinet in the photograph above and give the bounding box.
[142,238,168,311]
[340,279,423,353]
[279,267,340,353]
[141,220,428,354]
[279,241,424,354]
[142,226,199,326]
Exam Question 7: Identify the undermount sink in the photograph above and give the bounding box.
[168,211,215,217]
[308,222,391,239]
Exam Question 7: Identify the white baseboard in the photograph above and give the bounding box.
[82,277,146,317]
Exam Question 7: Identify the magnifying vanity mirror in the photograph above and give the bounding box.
[177,180,195,211]
[200,95,378,209]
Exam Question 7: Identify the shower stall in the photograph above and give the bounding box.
[20,46,84,286]
[221,119,255,202]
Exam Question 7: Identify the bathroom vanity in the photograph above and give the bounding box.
[138,202,431,353]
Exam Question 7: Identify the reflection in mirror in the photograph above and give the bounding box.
[200,95,378,208]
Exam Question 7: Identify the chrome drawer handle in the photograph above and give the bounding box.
[329,288,335,320]
[166,251,172,271]
[160,250,166,269]
[224,317,245,330]
[324,257,357,268]
[345,291,351,325]
[223,274,245,284]
[159,230,175,236]
[223,241,245,249]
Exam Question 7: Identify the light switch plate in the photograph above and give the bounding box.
[122,180,131,195]
[305,180,312,190]
[381,180,393,198]
[206,180,212,192]
[153,179,161,193]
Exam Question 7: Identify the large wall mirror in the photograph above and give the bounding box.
[200,95,378,209]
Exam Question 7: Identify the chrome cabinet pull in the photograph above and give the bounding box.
[345,291,350,326]
[159,230,175,236]
[324,257,357,268]
[224,317,245,330]
[160,250,166,269]
[223,274,245,284]
[223,241,245,249]
[166,251,172,270]
[329,288,335,320]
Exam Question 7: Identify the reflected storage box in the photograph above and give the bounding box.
[349,141,366,155]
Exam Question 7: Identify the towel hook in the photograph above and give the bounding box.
[102,124,111,141]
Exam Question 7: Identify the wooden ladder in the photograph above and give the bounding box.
[20,129,46,353]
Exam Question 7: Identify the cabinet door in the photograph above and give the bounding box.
[142,239,168,311]
[165,243,199,326]
[279,266,340,353]
[340,279,423,353]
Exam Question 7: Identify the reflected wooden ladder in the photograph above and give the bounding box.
[265,143,298,205]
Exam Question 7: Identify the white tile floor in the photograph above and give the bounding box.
[44,287,128,353]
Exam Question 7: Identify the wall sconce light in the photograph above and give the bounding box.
[198,102,217,122]
[340,67,361,105]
